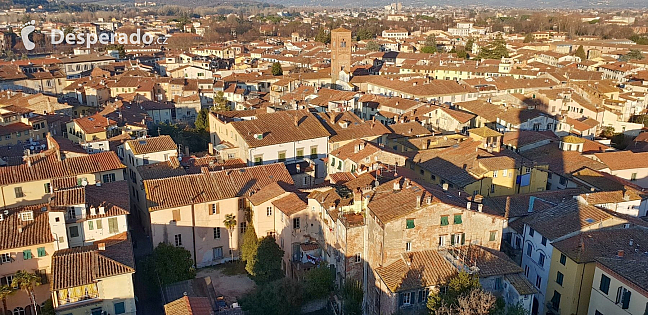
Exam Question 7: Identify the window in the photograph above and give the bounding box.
[23,249,32,260]
[526,243,532,257]
[37,247,46,257]
[438,235,446,247]
[489,231,497,242]
[44,183,51,194]
[599,274,610,294]
[550,290,561,310]
[631,173,638,181]
[278,151,286,162]
[174,234,182,246]
[14,187,24,198]
[490,184,496,193]
[535,275,542,288]
[143,158,149,165]
[172,209,181,222]
[292,218,300,229]
[440,215,449,226]
[453,214,462,224]
[108,218,119,234]
[524,265,529,277]
[214,227,221,239]
[529,227,535,237]
[405,242,412,252]
[114,302,125,314]
[213,247,223,259]
[616,287,631,309]
[267,207,273,216]
[354,253,361,263]
[69,226,79,238]
[406,219,415,229]
[493,170,498,178]
[310,147,318,158]
[211,203,220,215]
[96,220,103,230]
[240,222,247,233]
[539,253,545,266]
[560,253,566,265]
[12,307,24,315]
[556,271,564,286]
[541,236,547,246]
[296,149,304,159]
[0,253,11,263]
[88,221,94,230]
[102,173,116,183]
[451,233,465,245]
[502,169,508,177]
[254,155,263,165]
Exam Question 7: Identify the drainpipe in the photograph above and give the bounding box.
[575,263,586,315]
[191,204,197,267]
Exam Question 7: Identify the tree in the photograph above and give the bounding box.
[41,299,55,315]
[523,33,534,43]
[315,28,330,44]
[342,280,363,315]
[455,289,496,315]
[574,45,586,60]
[151,243,196,285]
[465,38,474,52]
[456,49,469,59]
[421,35,437,54]
[356,28,373,40]
[239,278,303,315]
[247,236,284,284]
[478,34,509,60]
[621,49,645,61]
[365,40,381,51]
[427,272,481,313]
[194,109,209,131]
[271,61,283,76]
[223,214,237,262]
[212,91,229,111]
[11,270,41,315]
[241,225,259,264]
[0,285,14,315]
[601,126,615,138]
[304,263,334,299]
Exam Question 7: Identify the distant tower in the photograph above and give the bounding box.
[330,27,352,86]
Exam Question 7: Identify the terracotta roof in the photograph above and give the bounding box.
[0,150,124,186]
[562,135,586,144]
[74,113,117,134]
[230,110,330,148]
[519,142,607,175]
[327,172,356,184]
[247,182,287,206]
[164,296,213,315]
[51,233,134,290]
[0,204,54,251]
[594,151,648,171]
[596,253,648,296]
[272,193,307,216]
[314,111,390,143]
[552,227,648,264]
[375,250,457,292]
[482,189,583,218]
[387,122,432,137]
[137,157,187,180]
[126,135,177,155]
[412,140,486,188]
[504,273,538,295]
[145,163,294,211]
[469,126,503,138]
[522,199,618,241]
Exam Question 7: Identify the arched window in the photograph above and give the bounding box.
[13,307,25,315]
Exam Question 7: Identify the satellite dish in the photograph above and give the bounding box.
[82,180,88,186]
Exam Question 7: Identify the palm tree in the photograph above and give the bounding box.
[0,284,14,315]
[11,270,41,315]
[223,214,237,262]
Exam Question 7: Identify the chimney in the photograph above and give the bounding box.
[629,239,634,246]
[98,206,105,215]
[294,115,299,126]
[505,196,511,218]
[442,183,448,191]
[18,224,23,233]
[393,181,401,191]
[90,207,97,216]
[98,243,106,251]
[466,201,472,210]
[426,196,432,204]
[623,188,630,201]
[416,196,421,208]
[617,250,624,258]
[478,204,483,212]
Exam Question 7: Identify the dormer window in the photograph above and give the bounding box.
[20,211,34,222]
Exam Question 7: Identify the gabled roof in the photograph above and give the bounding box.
[126,135,177,155]
[164,296,213,315]
[375,250,457,292]
[230,110,330,148]
[0,204,54,251]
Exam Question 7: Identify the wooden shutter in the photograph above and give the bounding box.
[173,209,181,222]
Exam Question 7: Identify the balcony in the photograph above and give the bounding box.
[55,284,101,309]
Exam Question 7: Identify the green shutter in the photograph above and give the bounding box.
[88,221,94,230]
[461,233,465,245]
[451,235,455,245]
[23,249,32,260]
[440,216,449,226]
[37,247,46,257]
[454,214,463,224]
[406,219,415,229]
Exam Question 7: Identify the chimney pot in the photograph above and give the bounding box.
[617,250,624,258]
[98,243,106,251]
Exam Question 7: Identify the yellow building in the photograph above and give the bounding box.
[546,227,648,315]
[51,233,136,315]
[66,113,118,143]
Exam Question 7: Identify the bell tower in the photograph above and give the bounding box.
[330,27,352,85]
